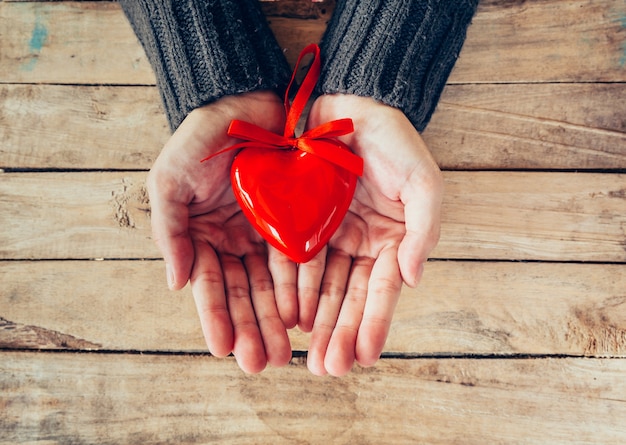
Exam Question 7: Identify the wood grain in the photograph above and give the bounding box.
[2,83,624,170]
[0,1,154,84]
[1,1,625,443]
[451,0,626,83]
[0,85,168,170]
[437,171,626,262]
[0,172,156,260]
[1,260,625,356]
[425,83,626,170]
[2,352,626,444]
[0,1,322,84]
[1,171,624,261]
[1,1,624,84]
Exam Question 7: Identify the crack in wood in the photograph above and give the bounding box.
[0,317,102,350]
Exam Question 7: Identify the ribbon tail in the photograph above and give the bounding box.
[200,122,289,163]
[228,120,291,148]
[200,141,286,163]
[200,142,248,163]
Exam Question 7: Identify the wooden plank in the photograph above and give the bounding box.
[2,83,624,170]
[1,260,625,356]
[451,0,626,83]
[0,85,168,170]
[1,171,624,262]
[1,1,624,84]
[425,83,626,170]
[0,1,155,85]
[438,172,626,262]
[0,172,157,260]
[0,1,325,84]
[1,352,625,444]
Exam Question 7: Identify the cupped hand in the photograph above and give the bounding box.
[146,91,296,373]
[300,94,444,376]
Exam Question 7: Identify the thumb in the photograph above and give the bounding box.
[398,231,429,288]
[397,172,443,287]
[147,176,194,291]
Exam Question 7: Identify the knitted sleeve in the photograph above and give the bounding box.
[119,0,292,131]
[318,0,479,132]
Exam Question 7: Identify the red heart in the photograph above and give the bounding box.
[231,146,357,263]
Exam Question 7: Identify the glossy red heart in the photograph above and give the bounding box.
[231,146,357,263]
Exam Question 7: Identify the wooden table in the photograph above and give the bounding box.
[1,0,625,443]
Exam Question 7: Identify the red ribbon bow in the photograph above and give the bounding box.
[201,44,363,177]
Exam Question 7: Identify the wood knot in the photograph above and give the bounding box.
[110,177,150,229]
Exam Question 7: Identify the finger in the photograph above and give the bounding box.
[324,256,375,377]
[146,172,194,290]
[245,252,292,368]
[356,246,403,368]
[306,249,351,376]
[267,246,298,329]
[296,246,327,333]
[189,240,233,358]
[221,253,267,374]
[398,171,443,287]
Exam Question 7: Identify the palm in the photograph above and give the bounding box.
[328,173,406,259]
[147,91,292,373]
[301,94,444,376]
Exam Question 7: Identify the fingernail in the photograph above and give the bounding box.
[166,263,175,290]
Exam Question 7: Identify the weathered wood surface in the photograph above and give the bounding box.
[1,1,624,84]
[1,0,626,443]
[0,1,321,84]
[425,83,626,170]
[0,85,168,170]
[2,260,625,356]
[2,83,625,170]
[1,171,624,261]
[453,0,626,83]
[2,352,626,445]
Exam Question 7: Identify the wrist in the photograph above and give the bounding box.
[190,90,286,134]
[309,93,407,146]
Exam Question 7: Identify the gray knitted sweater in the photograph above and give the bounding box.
[121,0,478,132]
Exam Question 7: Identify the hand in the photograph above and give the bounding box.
[300,94,444,376]
[146,91,295,373]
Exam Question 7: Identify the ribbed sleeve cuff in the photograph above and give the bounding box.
[120,0,291,131]
[318,0,478,132]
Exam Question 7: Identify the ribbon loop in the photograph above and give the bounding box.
[284,43,321,138]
